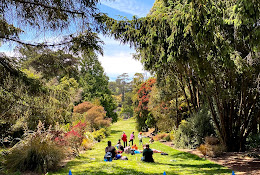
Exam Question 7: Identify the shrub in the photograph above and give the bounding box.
[73,101,94,114]
[165,134,173,141]
[173,120,197,149]
[103,127,111,137]
[246,134,260,149]
[92,130,105,142]
[153,133,167,141]
[64,121,87,155]
[81,132,95,151]
[92,128,111,142]
[198,143,226,157]
[173,106,216,149]
[85,106,111,131]
[4,122,66,173]
[81,138,94,150]
[205,136,220,145]
[197,144,207,156]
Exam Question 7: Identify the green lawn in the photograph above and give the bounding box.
[49,118,231,175]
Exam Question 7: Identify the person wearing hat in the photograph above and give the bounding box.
[138,132,143,145]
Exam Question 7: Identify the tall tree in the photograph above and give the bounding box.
[116,73,132,102]
[133,78,156,131]
[79,52,118,122]
[19,46,80,80]
[104,0,260,151]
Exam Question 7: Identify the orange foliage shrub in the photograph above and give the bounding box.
[84,106,111,130]
[73,102,111,131]
[198,137,226,157]
[73,101,94,114]
[153,133,167,141]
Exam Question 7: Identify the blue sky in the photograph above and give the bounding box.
[0,0,155,81]
[98,0,155,81]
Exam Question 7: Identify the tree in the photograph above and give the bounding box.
[116,73,132,102]
[133,78,156,131]
[0,0,105,53]
[79,52,118,122]
[19,46,80,80]
[105,0,260,151]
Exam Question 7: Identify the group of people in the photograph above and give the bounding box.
[104,131,155,162]
[120,131,144,147]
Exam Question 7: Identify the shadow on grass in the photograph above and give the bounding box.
[171,151,204,160]
[110,130,121,135]
[54,160,231,175]
[153,162,231,174]
[71,165,179,175]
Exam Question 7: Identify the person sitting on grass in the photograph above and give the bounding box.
[105,141,116,159]
[141,143,154,162]
[116,139,121,149]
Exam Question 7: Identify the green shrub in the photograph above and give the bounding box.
[164,134,173,141]
[103,127,111,137]
[246,133,260,149]
[4,122,66,173]
[189,107,216,145]
[173,120,197,149]
[173,106,216,149]
[92,129,105,142]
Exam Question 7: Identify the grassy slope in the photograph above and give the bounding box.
[50,118,231,175]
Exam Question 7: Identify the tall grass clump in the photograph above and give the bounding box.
[4,121,66,173]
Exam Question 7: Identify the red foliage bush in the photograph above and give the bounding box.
[62,121,87,155]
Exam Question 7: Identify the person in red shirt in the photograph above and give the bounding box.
[121,132,127,148]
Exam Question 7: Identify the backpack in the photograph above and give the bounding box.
[104,152,112,161]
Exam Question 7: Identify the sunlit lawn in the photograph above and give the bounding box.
[49,118,231,175]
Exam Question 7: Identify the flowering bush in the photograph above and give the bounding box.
[64,121,87,155]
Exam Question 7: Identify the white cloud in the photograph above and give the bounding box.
[99,51,146,79]
[100,0,150,17]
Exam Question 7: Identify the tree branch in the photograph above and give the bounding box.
[14,0,85,16]
[0,36,71,47]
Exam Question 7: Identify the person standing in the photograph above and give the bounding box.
[138,132,143,145]
[129,132,135,146]
[121,132,127,148]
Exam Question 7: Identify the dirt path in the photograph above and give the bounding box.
[163,142,260,175]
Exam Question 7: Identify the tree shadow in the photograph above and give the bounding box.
[110,130,121,135]
[72,165,179,175]
[171,152,204,160]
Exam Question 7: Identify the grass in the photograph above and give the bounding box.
[49,118,232,175]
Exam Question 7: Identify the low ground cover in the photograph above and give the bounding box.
[49,118,231,175]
